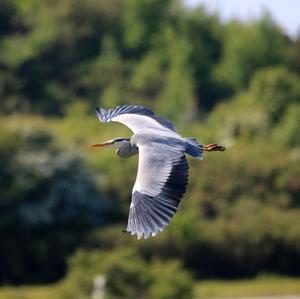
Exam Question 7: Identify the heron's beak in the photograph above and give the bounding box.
[88,141,113,148]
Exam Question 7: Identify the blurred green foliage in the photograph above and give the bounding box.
[0,0,300,298]
[214,14,290,92]
[0,119,115,283]
[58,248,193,299]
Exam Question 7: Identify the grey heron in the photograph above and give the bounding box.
[89,105,225,239]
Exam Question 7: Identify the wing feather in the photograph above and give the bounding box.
[96,105,177,133]
[127,143,189,239]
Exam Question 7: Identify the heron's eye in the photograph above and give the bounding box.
[114,138,129,142]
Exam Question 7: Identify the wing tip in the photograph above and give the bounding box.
[95,107,109,122]
[125,229,159,240]
[126,223,168,240]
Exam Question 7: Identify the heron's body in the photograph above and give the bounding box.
[90,105,225,239]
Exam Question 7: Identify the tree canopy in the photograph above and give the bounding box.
[0,1,300,298]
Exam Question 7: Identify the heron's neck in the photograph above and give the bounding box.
[117,140,138,158]
[115,140,131,149]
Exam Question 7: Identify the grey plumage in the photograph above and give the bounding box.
[128,154,188,238]
[116,140,138,158]
[96,105,177,132]
[94,105,205,239]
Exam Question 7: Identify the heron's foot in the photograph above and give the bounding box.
[122,229,130,235]
[203,143,226,152]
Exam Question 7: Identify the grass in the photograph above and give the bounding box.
[195,276,300,298]
[1,276,300,299]
[0,285,61,299]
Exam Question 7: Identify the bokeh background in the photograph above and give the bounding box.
[0,0,300,298]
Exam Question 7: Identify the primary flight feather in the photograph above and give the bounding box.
[89,105,225,239]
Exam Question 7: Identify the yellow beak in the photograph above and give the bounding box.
[88,141,112,148]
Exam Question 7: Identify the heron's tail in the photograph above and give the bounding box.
[185,138,203,159]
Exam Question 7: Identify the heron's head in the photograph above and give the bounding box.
[88,138,130,149]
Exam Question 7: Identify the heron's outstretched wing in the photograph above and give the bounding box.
[96,105,177,133]
[127,142,189,239]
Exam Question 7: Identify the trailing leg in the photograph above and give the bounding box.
[203,143,226,152]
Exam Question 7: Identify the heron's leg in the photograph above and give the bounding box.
[203,143,226,152]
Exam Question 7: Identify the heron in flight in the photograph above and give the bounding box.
[89,105,225,239]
